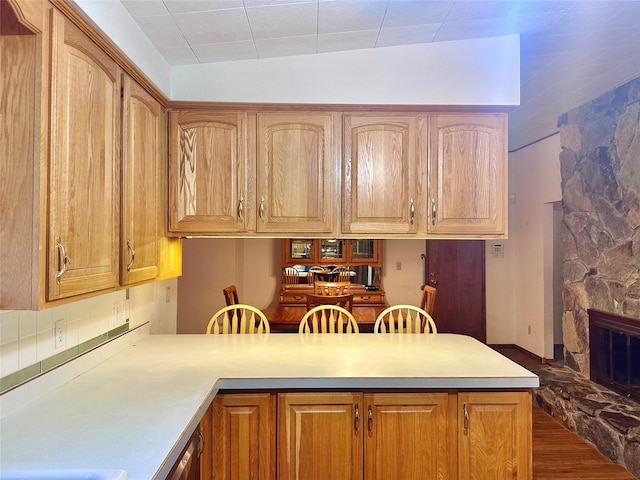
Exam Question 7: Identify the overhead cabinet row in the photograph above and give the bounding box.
[168,110,507,238]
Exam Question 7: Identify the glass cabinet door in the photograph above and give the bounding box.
[286,239,314,264]
[347,239,382,265]
[318,239,344,263]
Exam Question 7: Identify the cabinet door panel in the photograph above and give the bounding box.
[214,393,276,480]
[458,392,532,480]
[364,393,455,480]
[429,114,507,235]
[343,115,423,234]
[257,113,337,233]
[121,75,160,284]
[48,9,120,299]
[169,112,249,233]
[278,392,363,480]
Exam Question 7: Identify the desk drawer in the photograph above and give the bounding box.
[353,292,385,305]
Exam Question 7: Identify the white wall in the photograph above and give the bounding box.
[74,0,171,95]
[171,36,520,106]
[490,134,562,358]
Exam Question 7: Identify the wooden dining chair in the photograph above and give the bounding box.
[299,305,359,334]
[332,266,352,283]
[314,280,351,296]
[306,293,354,313]
[206,304,270,334]
[282,267,300,286]
[374,305,437,334]
[222,285,239,306]
[420,285,437,316]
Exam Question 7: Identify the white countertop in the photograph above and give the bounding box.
[0,333,538,480]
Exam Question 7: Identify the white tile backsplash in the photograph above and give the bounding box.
[0,311,19,345]
[18,334,37,368]
[0,278,178,381]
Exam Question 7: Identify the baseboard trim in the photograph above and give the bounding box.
[488,343,546,364]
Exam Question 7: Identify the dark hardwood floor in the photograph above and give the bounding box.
[493,345,637,480]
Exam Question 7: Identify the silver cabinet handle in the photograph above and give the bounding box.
[463,403,469,435]
[368,405,373,433]
[259,196,265,223]
[126,239,135,273]
[238,195,244,222]
[197,429,204,457]
[431,198,436,225]
[409,197,415,225]
[354,403,360,432]
[55,237,68,284]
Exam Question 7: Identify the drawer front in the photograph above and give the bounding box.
[353,292,385,305]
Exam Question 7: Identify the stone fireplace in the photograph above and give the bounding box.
[560,75,640,376]
[549,75,640,476]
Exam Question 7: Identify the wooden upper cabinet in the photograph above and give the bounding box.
[428,114,507,236]
[458,392,532,480]
[47,9,121,300]
[343,115,425,235]
[121,75,160,285]
[256,112,338,234]
[168,111,250,234]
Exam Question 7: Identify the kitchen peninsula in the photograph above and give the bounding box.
[0,331,538,480]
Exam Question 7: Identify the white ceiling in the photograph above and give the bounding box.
[122,0,640,149]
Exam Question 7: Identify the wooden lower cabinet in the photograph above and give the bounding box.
[213,393,276,480]
[199,403,213,480]
[278,392,363,480]
[364,393,456,480]
[458,392,532,480]
[213,391,531,480]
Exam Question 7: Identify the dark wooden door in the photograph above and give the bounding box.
[424,240,486,342]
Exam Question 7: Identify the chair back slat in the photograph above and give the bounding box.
[299,305,359,334]
[374,305,438,335]
[206,304,270,335]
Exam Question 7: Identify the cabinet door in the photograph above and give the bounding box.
[343,115,425,234]
[257,113,338,234]
[282,239,315,266]
[346,239,381,266]
[318,239,345,264]
[458,392,532,480]
[364,393,455,480]
[121,75,160,285]
[429,114,507,236]
[214,393,276,480]
[169,111,250,234]
[278,392,363,480]
[199,402,213,480]
[48,9,120,299]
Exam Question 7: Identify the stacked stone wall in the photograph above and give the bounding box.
[560,75,640,375]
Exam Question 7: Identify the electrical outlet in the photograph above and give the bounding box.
[527,325,532,334]
[54,319,66,349]
[396,261,402,271]
[165,286,171,303]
